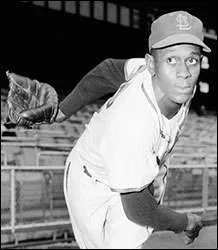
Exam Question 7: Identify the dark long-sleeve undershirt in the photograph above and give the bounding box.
[59,58,126,117]
[121,184,188,233]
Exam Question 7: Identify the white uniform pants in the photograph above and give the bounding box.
[63,149,153,249]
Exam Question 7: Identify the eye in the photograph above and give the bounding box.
[167,57,177,64]
[186,57,199,65]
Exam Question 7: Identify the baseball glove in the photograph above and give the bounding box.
[5,71,59,128]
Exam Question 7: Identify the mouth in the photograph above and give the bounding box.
[182,85,193,90]
[177,81,193,89]
[177,85,193,95]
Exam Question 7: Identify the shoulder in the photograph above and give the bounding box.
[124,58,147,81]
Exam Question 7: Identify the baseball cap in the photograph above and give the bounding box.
[149,11,211,52]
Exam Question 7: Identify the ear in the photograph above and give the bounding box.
[145,53,155,76]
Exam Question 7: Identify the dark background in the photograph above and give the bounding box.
[1,1,217,110]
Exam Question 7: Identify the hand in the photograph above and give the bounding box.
[184,213,203,245]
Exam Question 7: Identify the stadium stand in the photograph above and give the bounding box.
[1,88,217,247]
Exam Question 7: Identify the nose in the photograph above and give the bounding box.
[176,62,191,79]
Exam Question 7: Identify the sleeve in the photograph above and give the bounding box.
[59,58,126,117]
[124,58,147,81]
[101,114,159,193]
[121,186,188,233]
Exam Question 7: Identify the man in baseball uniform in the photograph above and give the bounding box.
[59,11,211,249]
[13,10,210,249]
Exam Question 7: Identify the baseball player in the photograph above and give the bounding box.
[5,11,211,249]
[61,11,210,249]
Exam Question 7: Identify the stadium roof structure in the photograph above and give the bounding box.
[117,1,217,40]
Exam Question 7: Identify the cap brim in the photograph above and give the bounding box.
[152,33,211,52]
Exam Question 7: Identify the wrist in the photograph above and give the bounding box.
[185,213,194,230]
[55,108,68,123]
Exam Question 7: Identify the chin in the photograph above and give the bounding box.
[173,94,192,104]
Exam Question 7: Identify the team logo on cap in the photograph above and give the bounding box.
[176,13,191,30]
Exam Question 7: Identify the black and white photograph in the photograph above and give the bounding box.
[1,1,217,249]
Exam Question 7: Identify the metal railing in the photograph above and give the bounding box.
[1,136,217,245]
[1,164,217,237]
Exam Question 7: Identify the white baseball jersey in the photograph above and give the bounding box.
[64,59,192,248]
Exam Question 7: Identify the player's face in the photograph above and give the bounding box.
[152,44,201,104]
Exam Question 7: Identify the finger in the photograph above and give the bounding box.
[185,238,193,245]
[184,235,194,245]
[187,225,202,238]
[184,228,202,245]
[6,72,33,92]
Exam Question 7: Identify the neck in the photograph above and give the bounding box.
[157,97,181,119]
[152,82,181,119]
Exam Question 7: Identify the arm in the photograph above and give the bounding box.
[11,58,146,124]
[4,59,135,127]
[121,184,188,233]
[57,58,126,120]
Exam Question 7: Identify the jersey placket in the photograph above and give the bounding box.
[140,81,171,167]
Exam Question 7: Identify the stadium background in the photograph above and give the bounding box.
[1,1,217,249]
